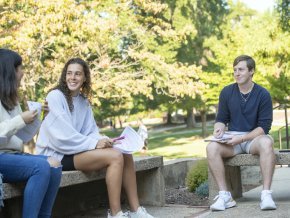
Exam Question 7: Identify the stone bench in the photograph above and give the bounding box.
[1,156,165,218]
[208,150,290,201]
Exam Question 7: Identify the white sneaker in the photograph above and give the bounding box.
[108,210,129,218]
[210,191,236,211]
[260,190,277,210]
[129,206,154,218]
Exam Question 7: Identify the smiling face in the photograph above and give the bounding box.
[233,60,254,85]
[65,63,86,96]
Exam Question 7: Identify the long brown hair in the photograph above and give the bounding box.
[0,49,22,111]
[53,58,92,112]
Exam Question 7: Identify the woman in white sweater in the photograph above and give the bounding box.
[0,48,62,218]
[36,58,154,218]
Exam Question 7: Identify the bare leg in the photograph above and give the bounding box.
[206,142,235,191]
[74,148,124,216]
[122,154,140,211]
[249,135,275,190]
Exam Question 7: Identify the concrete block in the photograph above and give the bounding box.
[163,158,201,189]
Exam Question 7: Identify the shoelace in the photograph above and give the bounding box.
[122,211,130,217]
[213,194,228,202]
[213,195,220,201]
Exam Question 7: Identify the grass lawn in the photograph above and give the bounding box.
[101,126,213,160]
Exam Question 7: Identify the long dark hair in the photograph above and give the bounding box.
[0,49,22,111]
[53,58,92,112]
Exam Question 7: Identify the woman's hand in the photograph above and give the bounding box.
[21,110,38,124]
[42,100,49,120]
[95,138,114,149]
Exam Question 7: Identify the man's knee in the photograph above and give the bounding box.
[207,142,221,157]
[47,157,62,168]
[255,135,274,154]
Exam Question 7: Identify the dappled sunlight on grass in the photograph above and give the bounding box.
[144,136,207,160]
[102,125,210,160]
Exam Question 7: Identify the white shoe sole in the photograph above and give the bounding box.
[260,203,277,210]
[210,200,236,211]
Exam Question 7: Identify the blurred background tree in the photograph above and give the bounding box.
[0,0,289,128]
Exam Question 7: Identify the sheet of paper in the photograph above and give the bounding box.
[0,136,8,144]
[27,101,42,119]
[204,131,246,143]
[15,101,42,143]
[113,126,144,154]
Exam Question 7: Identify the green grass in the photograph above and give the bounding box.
[270,126,290,150]
[101,126,213,160]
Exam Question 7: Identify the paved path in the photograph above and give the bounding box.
[71,167,290,218]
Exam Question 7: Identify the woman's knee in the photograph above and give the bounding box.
[33,159,51,177]
[110,150,124,166]
[47,157,62,168]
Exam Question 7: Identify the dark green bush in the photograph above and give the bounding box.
[195,180,209,197]
[186,159,208,192]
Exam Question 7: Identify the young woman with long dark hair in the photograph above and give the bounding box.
[0,48,62,218]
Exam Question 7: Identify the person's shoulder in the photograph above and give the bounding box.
[47,89,66,101]
[221,83,236,94]
[254,83,271,96]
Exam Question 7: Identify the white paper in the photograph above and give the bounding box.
[27,101,42,119]
[204,131,246,143]
[15,101,42,143]
[0,136,8,144]
[113,126,144,154]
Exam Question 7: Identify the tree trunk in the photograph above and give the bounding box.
[166,111,172,124]
[186,107,196,128]
[200,110,207,137]
[118,116,123,129]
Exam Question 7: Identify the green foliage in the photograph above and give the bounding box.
[195,180,209,197]
[276,0,290,31]
[186,159,208,192]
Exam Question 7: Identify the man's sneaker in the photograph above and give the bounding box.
[260,190,277,210]
[108,210,129,218]
[210,191,236,211]
[129,206,154,218]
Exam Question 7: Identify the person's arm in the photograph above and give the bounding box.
[214,88,229,138]
[226,127,264,146]
[257,91,273,134]
[0,103,35,138]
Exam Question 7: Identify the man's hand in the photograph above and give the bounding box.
[95,138,114,149]
[213,128,224,138]
[21,110,38,124]
[226,135,243,146]
[213,122,225,138]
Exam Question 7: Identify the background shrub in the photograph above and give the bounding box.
[186,159,208,192]
[195,180,209,197]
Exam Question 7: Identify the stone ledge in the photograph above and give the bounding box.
[224,150,290,166]
[3,156,163,199]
